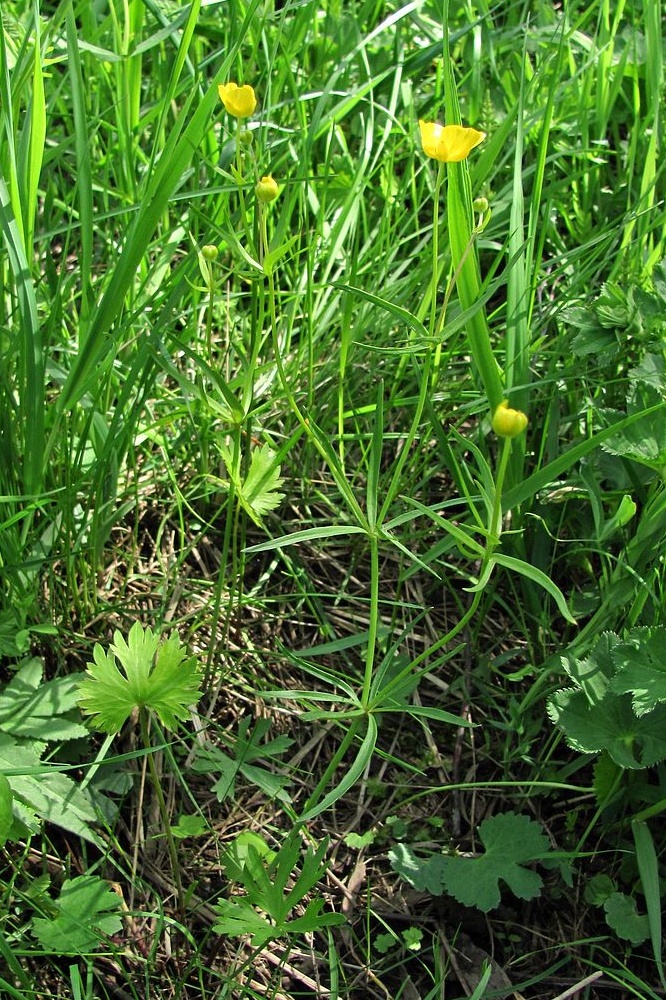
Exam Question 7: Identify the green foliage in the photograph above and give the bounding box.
[602,382,666,475]
[77,622,201,734]
[610,628,666,716]
[604,893,650,946]
[0,658,87,742]
[31,876,122,955]
[0,658,102,844]
[0,0,664,994]
[213,832,345,948]
[549,628,666,768]
[389,813,554,913]
[0,772,12,847]
[0,734,101,845]
[374,927,423,955]
[585,875,650,946]
[218,442,286,526]
[169,813,209,840]
[191,717,294,803]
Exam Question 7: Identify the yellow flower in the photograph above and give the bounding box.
[419,120,486,162]
[492,400,528,439]
[255,175,280,203]
[218,82,257,118]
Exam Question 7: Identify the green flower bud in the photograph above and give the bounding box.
[473,195,489,214]
[201,244,219,261]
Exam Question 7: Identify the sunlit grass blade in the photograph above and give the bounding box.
[65,3,93,324]
[0,173,43,493]
[632,819,665,989]
[20,2,45,255]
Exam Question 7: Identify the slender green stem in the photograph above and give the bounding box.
[139,709,184,919]
[205,258,215,360]
[490,437,513,541]
[375,164,444,528]
[360,532,380,707]
[428,163,444,340]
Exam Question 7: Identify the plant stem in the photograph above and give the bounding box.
[139,708,185,920]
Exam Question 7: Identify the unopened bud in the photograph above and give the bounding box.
[201,244,219,261]
[492,400,528,438]
[473,195,489,214]
[255,175,280,204]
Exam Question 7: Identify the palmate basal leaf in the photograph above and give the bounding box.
[548,689,666,769]
[77,623,201,734]
[32,875,122,954]
[390,812,551,913]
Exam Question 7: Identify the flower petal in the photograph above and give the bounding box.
[218,82,257,118]
[419,120,486,162]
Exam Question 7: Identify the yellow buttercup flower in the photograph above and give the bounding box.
[218,82,257,118]
[419,120,486,162]
[492,400,528,438]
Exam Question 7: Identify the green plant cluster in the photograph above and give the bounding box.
[0,0,664,997]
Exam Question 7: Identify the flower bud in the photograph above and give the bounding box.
[492,399,528,438]
[201,244,219,261]
[255,175,280,204]
[473,196,489,214]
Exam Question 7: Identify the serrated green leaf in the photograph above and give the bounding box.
[77,624,201,733]
[548,689,666,768]
[402,927,423,951]
[216,833,337,943]
[592,754,622,805]
[609,627,666,716]
[0,735,101,844]
[601,387,666,472]
[192,719,293,803]
[390,812,550,912]
[239,445,285,525]
[374,931,397,954]
[584,873,617,906]
[0,659,88,742]
[32,876,122,954]
[628,353,664,391]
[560,632,620,699]
[212,898,275,948]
